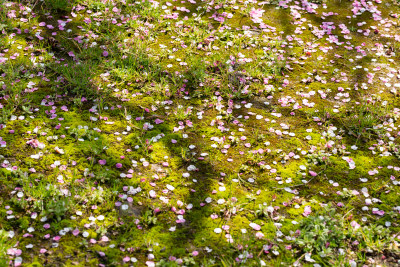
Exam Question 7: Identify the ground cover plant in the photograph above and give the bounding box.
[1,0,400,266]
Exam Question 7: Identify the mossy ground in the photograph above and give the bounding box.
[1,0,400,266]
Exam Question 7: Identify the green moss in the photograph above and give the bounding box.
[25,260,43,267]
[0,1,399,266]
[150,142,170,163]
[230,216,250,233]
[277,160,304,179]
[18,216,30,230]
